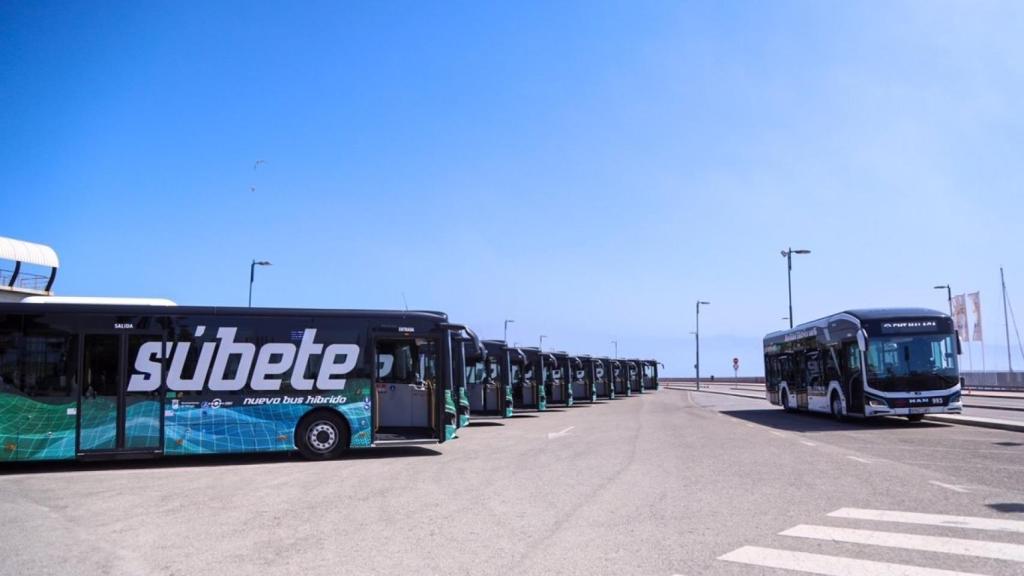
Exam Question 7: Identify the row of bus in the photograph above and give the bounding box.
[0,300,658,463]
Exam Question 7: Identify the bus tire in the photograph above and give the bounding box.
[907,414,925,422]
[781,389,792,412]
[830,392,844,422]
[296,410,350,460]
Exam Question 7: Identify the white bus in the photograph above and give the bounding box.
[764,308,963,421]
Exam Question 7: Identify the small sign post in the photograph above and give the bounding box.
[732,357,739,380]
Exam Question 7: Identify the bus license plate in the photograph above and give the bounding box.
[910,407,929,414]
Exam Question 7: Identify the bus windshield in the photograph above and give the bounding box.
[866,334,958,381]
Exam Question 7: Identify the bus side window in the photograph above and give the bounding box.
[843,343,861,375]
[826,348,841,383]
[417,341,437,384]
[377,342,414,383]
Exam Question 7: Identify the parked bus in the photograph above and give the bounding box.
[517,347,549,411]
[611,359,629,396]
[593,356,614,399]
[572,355,598,403]
[548,351,575,406]
[451,329,484,429]
[627,360,645,394]
[641,360,660,391]
[0,301,474,462]
[469,340,514,418]
[764,308,963,421]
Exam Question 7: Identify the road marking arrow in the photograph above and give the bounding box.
[547,426,575,439]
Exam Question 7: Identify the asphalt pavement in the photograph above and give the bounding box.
[1,390,1022,575]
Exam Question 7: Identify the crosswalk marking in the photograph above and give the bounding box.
[718,546,987,576]
[780,524,1024,562]
[829,508,1024,535]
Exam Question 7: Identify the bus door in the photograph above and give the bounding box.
[841,341,865,414]
[373,336,442,439]
[79,330,165,455]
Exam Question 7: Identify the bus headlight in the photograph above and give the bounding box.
[949,393,961,404]
[867,398,888,408]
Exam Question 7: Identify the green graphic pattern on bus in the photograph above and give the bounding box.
[458,388,470,428]
[0,393,76,461]
[164,400,371,455]
[0,380,375,461]
[444,389,456,440]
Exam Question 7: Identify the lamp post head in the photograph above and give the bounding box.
[933,285,949,290]
[699,300,710,305]
[793,249,811,255]
[254,260,272,266]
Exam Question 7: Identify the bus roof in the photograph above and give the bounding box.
[764,307,948,341]
[0,301,449,322]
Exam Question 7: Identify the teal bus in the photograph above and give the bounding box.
[469,340,514,418]
[547,351,574,406]
[0,301,473,462]
[516,347,549,411]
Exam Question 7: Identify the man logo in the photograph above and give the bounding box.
[127,327,359,392]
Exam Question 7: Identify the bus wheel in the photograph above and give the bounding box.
[907,414,925,422]
[830,392,844,422]
[296,411,349,460]
[781,389,792,412]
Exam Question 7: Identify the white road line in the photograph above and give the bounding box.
[781,524,1024,562]
[929,480,970,493]
[770,430,787,437]
[718,546,985,576]
[744,422,755,428]
[800,440,817,447]
[829,508,1024,534]
[846,455,871,463]
[546,426,575,439]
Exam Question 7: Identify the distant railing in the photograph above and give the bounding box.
[0,267,50,292]
[662,377,766,384]
[962,372,1024,391]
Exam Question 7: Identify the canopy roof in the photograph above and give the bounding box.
[0,235,59,268]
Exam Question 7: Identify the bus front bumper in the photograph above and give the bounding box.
[864,392,962,417]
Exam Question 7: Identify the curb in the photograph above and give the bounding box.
[664,386,765,401]
[924,414,1024,433]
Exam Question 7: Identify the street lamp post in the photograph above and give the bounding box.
[781,248,811,328]
[504,319,515,343]
[696,300,710,391]
[933,284,953,317]
[248,259,272,307]
[539,335,546,351]
[611,340,618,359]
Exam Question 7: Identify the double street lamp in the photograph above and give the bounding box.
[248,259,272,307]
[781,248,811,328]
[696,300,710,390]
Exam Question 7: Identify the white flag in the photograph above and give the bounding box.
[952,294,969,342]
[969,292,983,342]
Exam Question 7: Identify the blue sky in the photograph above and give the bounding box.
[2,1,1023,375]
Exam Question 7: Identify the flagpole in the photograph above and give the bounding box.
[1002,267,1013,373]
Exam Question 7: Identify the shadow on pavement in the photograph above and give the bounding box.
[0,446,442,476]
[987,502,1024,514]
[720,408,953,433]
[466,421,504,427]
[510,413,539,419]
